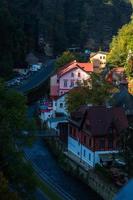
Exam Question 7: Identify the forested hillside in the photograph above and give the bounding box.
[0,0,132,77]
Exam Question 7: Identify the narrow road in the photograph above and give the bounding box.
[16,60,55,94]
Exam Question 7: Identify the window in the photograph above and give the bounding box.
[89,153,91,161]
[57,79,59,83]
[71,72,74,77]
[78,72,81,77]
[83,149,86,157]
[70,80,74,87]
[103,56,105,59]
[100,56,102,59]
[99,139,105,149]
[64,79,68,87]
[60,103,63,108]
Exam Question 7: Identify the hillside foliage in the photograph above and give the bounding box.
[0,0,132,78]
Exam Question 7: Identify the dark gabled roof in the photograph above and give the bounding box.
[70,106,128,136]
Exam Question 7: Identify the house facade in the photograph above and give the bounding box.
[90,51,107,69]
[68,106,128,167]
[50,60,93,99]
[38,100,53,122]
[53,93,68,116]
[106,67,127,86]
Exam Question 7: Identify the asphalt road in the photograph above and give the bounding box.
[16,60,55,94]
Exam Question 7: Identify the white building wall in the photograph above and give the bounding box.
[39,110,53,122]
[90,53,106,68]
[68,136,94,167]
[47,121,58,129]
[68,136,118,167]
[53,94,68,115]
[59,68,90,91]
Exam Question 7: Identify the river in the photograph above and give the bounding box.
[24,139,103,200]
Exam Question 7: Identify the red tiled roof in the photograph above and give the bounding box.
[77,62,93,72]
[57,60,93,77]
[106,67,127,84]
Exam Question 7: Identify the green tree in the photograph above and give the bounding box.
[107,22,133,67]
[120,127,133,177]
[55,51,75,69]
[66,87,88,113]
[66,73,113,112]
[126,51,133,77]
[0,80,37,200]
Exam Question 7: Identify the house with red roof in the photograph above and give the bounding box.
[50,60,93,99]
[106,67,127,86]
[68,106,128,167]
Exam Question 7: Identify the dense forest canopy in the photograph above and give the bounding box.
[0,0,132,78]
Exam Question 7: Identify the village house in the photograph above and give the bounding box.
[38,99,53,123]
[90,51,107,70]
[52,93,68,116]
[50,60,93,99]
[106,67,127,86]
[67,106,128,168]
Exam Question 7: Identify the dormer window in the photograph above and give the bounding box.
[78,72,80,77]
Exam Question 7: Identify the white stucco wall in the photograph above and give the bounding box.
[68,136,118,167]
[59,68,90,91]
[90,53,106,68]
[68,136,94,167]
[53,94,68,115]
[39,110,53,122]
